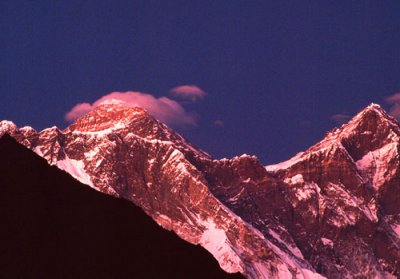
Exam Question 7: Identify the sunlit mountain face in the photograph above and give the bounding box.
[1,102,399,278]
[0,134,243,279]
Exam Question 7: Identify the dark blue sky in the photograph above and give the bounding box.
[2,1,400,164]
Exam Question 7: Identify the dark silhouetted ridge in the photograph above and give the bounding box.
[0,134,243,279]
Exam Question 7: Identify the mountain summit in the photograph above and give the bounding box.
[0,134,242,279]
[1,103,313,278]
[1,103,399,278]
[313,103,400,160]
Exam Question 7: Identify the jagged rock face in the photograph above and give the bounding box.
[2,102,399,278]
[0,103,324,279]
[193,105,399,278]
[0,134,242,279]
[339,107,399,161]
[205,104,400,278]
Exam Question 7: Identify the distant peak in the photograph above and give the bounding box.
[330,103,398,137]
[349,103,396,127]
[308,103,400,161]
[268,103,400,171]
[360,102,388,116]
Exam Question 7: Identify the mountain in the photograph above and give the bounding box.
[0,133,243,279]
[206,104,400,278]
[1,102,399,278]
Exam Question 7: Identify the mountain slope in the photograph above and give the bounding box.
[0,134,243,279]
[1,103,323,278]
[206,104,400,278]
[2,102,399,278]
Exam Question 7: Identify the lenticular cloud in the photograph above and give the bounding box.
[65,91,197,127]
[331,113,351,124]
[169,85,206,102]
[65,103,93,122]
[385,92,400,120]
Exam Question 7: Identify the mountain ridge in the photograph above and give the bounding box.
[0,133,242,279]
[1,102,399,278]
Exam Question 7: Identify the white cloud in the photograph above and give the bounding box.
[385,93,400,104]
[213,120,224,126]
[331,113,351,124]
[169,85,206,102]
[65,103,92,122]
[65,91,197,127]
[385,93,400,120]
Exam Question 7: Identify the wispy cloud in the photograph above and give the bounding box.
[65,103,92,122]
[331,113,351,124]
[385,92,400,120]
[169,85,206,102]
[385,93,400,104]
[65,91,198,127]
[213,119,224,127]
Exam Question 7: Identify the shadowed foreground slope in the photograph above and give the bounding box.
[0,134,243,279]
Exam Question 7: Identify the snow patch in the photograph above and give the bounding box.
[199,219,244,273]
[265,152,304,172]
[300,269,327,279]
[382,272,398,279]
[361,131,372,135]
[32,146,44,157]
[72,121,127,136]
[392,223,400,238]
[251,261,291,279]
[321,237,333,248]
[269,229,304,259]
[56,155,95,188]
[19,126,36,134]
[0,120,17,136]
[295,182,316,201]
[263,236,327,279]
[228,187,245,203]
[355,143,398,189]
[98,98,127,105]
[84,148,99,161]
[284,174,304,185]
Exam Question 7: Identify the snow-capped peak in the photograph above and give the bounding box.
[349,103,397,126]
[2,99,400,278]
[366,102,384,110]
[266,103,400,172]
[66,103,147,134]
[97,98,127,106]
